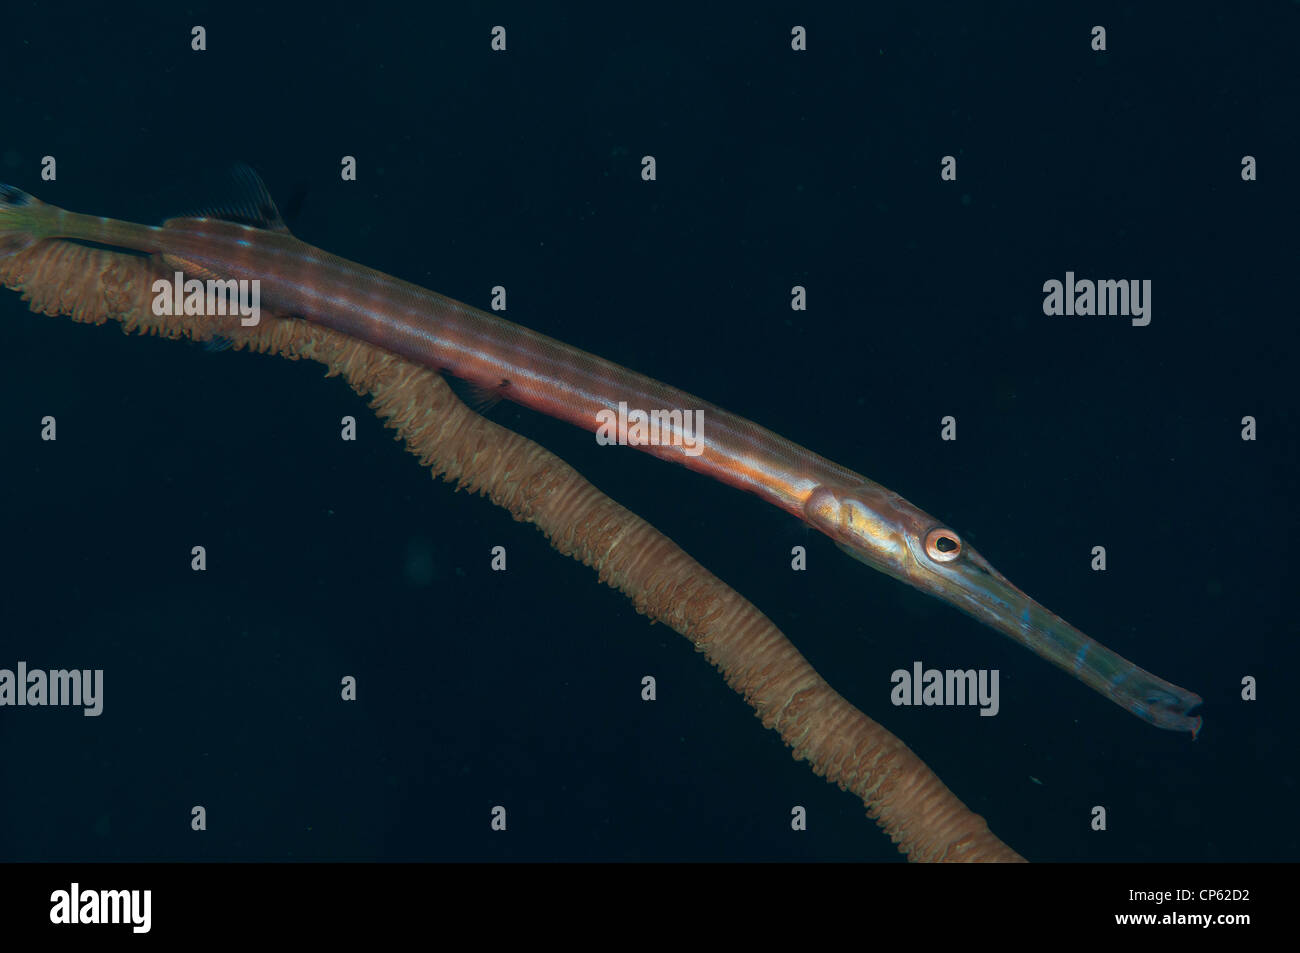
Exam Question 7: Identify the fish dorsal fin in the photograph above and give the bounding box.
[163,163,290,233]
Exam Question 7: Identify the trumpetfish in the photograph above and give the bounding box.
[0,169,1203,736]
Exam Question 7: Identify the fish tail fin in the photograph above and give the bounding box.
[0,184,48,257]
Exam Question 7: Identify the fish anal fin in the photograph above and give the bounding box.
[160,253,224,282]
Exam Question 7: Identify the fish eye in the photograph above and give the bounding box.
[924,528,962,563]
